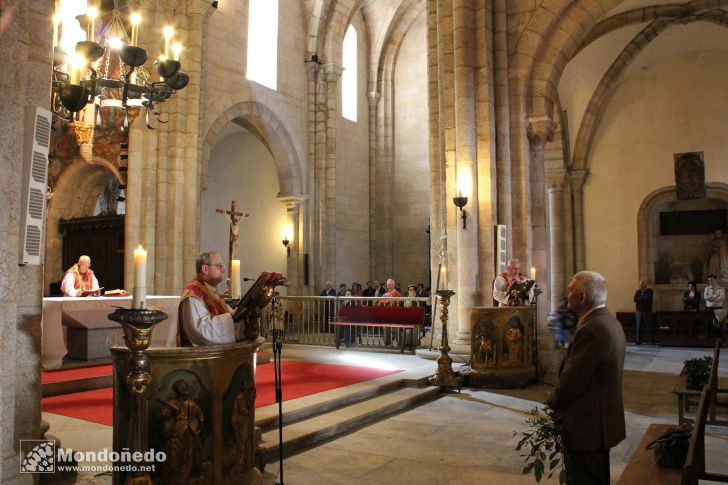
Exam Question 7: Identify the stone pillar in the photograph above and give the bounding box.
[451,0,479,349]
[278,196,306,295]
[570,169,588,272]
[493,0,512,235]
[306,61,324,292]
[545,170,567,314]
[367,91,380,280]
[323,64,343,283]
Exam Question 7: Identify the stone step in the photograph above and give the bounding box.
[256,377,414,432]
[257,385,441,464]
[42,374,113,398]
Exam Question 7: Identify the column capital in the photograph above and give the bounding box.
[277,194,307,211]
[324,63,344,82]
[544,169,567,192]
[568,169,589,191]
[186,0,211,15]
[527,117,558,149]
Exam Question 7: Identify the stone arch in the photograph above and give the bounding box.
[571,12,728,171]
[321,0,365,65]
[578,0,728,52]
[44,158,122,291]
[637,183,728,285]
[374,0,425,93]
[201,101,304,196]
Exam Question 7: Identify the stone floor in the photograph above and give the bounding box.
[43,343,728,484]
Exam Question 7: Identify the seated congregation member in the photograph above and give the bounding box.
[178,251,239,346]
[404,284,417,307]
[363,281,376,297]
[61,255,101,296]
[683,280,701,312]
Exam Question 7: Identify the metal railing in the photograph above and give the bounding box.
[261,296,431,351]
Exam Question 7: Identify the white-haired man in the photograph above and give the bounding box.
[546,271,626,485]
[493,258,521,306]
[61,255,101,296]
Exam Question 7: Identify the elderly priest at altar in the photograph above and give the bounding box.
[178,251,242,346]
[61,255,101,297]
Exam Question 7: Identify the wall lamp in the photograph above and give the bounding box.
[453,194,468,229]
[282,225,293,257]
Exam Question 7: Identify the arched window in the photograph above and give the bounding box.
[246,0,278,90]
[342,25,357,122]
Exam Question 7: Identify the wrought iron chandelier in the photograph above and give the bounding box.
[51,2,188,130]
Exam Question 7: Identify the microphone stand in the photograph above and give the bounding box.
[270,294,285,485]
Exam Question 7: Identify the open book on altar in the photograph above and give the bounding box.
[80,287,103,297]
[232,271,287,323]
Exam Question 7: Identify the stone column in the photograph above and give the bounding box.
[278,196,306,295]
[545,170,567,314]
[367,91,380,280]
[570,169,588,272]
[493,0,512,235]
[323,64,343,283]
[451,0,479,350]
[306,61,323,293]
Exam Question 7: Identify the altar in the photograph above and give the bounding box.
[42,296,180,370]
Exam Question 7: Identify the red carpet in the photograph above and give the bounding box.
[42,361,401,426]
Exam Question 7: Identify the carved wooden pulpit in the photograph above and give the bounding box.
[467,306,536,388]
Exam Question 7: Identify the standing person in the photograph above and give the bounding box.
[493,259,521,306]
[320,281,336,332]
[178,252,238,346]
[546,271,626,485]
[683,280,701,312]
[705,274,725,333]
[383,278,401,299]
[61,255,101,296]
[363,281,375,297]
[633,280,654,344]
[373,280,386,297]
[337,283,348,297]
[404,284,417,307]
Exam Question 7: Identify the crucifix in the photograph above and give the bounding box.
[216,200,249,296]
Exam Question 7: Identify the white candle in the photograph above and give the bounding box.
[231,259,241,299]
[172,42,182,61]
[53,13,61,48]
[87,6,98,43]
[130,12,141,46]
[530,266,536,281]
[163,26,174,58]
[133,245,147,308]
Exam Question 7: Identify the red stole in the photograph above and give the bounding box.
[178,278,228,346]
[65,265,94,292]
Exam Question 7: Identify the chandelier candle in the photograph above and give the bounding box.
[133,245,147,309]
[87,6,98,43]
[163,26,174,58]
[130,12,141,46]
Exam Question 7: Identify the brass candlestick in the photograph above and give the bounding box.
[108,308,168,485]
[429,290,463,390]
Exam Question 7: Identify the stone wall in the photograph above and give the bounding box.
[0,0,53,481]
[393,12,430,289]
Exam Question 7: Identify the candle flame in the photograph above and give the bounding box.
[87,6,99,20]
[163,25,174,39]
[130,12,142,25]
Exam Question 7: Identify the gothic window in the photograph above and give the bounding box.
[342,25,357,122]
[246,0,278,90]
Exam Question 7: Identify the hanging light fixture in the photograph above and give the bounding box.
[51,2,189,130]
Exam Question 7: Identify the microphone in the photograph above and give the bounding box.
[242,276,256,282]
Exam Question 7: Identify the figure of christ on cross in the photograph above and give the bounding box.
[216,200,249,282]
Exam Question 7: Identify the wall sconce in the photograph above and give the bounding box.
[453,173,470,229]
[282,225,293,257]
[453,194,468,229]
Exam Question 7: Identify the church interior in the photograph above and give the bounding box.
[2,0,728,483]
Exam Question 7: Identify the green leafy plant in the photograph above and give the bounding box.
[683,355,713,390]
[514,406,565,484]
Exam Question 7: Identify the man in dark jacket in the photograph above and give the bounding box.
[633,279,654,344]
[547,271,626,485]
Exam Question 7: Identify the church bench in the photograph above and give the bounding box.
[617,387,718,485]
[331,305,425,353]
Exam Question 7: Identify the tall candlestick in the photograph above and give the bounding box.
[231,259,241,299]
[530,266,536,281]
[133,245,147,309]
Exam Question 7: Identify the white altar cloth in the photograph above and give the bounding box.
[42,296,180,370]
